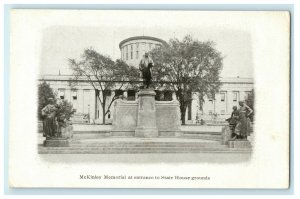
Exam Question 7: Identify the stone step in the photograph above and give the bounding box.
[182,131,222,135]
[38,147,251,154]
[41,145,228,150]
[182,134,222,141]
[73,132,111,139]
[70,140,221,144]
[38,149,251,154]
[72,131,222,140]
[68,143,226,148]
[38,141,252,154]
[70,140,223,144]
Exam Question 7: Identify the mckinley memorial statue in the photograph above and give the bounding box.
[111,53,182,137]
[139,52,154,89]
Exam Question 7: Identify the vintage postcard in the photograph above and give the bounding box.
[8,9,290,188]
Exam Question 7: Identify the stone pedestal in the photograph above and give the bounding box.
[43,137,70,147]
[43,123,73,147]
[135,89,159,137]
[228,140,252,148]
[221,126,231,145]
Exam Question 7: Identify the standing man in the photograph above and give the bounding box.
[139,53,154,88]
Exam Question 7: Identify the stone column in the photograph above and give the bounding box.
[172,92,177,101]
[123,91,128,98]
[135,89,159,137]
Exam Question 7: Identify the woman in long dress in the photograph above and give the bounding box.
[235,101,253,139]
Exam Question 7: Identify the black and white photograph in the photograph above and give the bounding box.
[8,9,290,189]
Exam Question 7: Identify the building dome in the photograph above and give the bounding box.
[119,36,167,67]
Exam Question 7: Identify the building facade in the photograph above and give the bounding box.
[38,75,253,124]
[38,35,254,124]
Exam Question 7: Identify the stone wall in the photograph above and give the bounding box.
[156,100,181,136]
[111,99,138,136]
[111,98,181,136]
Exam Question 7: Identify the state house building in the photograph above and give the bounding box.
[39,36,254,124]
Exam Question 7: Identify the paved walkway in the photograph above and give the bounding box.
[38,134,218,145]
[39,152,251,163]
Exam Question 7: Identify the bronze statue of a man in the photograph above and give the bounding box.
[41,98,57,138]
[139,53,154,88]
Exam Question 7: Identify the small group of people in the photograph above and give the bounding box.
[226,101,253,140]
[41,98,64,138]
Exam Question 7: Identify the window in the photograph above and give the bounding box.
[115,90,124,98]
[72,90,77,100]
[155,90,163,101]
[126,45,128,60]
[127,90,136,101]
[130,44,133,59]
[136,43,139,59]
[58,89,65,100]
[208,93,214,101]
[103,90,111,97]
[233,91,238,102]
[149,43,152,50]
[164,91,173,101]
[245,91,252,100]
[220,92,225,102]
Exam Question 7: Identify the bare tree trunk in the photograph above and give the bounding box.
[102,110,106,124]
[101,96,106,124]
[176,88,187,125]
[180,105,187,125]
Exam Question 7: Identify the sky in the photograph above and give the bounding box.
[39,11,254,78]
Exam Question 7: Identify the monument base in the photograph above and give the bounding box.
[135,128,159,138]
[228,140,251,148]
[111,88,181,137]
[221,126,231,145]
[43,137,70,147]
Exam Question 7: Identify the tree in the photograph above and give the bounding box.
[150,35,223,125]
[38,81,56,120]
[56,100,76,123]
[68,48,140,124]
